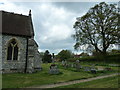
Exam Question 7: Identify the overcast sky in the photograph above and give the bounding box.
[0,0,118,54]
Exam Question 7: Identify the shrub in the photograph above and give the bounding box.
[67,53,120,63]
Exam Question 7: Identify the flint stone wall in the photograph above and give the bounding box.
[27,38,42,73]
[2,34,27,73]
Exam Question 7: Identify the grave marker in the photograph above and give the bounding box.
[49,64,60,74]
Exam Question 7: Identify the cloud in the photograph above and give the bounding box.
[0,1,78,54]
[30,3,78,54]
[1,1,117,54]
[0,0,29,15]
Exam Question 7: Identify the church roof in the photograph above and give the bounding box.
[0,10,34,37]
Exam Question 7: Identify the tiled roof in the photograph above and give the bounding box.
[0,10,34,37]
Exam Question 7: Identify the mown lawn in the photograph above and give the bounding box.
[56,75,119,88]
[2,63,119,88]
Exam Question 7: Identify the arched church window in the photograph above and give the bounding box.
[7,39,18,60]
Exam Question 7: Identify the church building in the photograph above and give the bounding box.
[0,10,42,73]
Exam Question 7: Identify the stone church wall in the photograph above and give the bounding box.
[2,35,27,73]
[27,39,42,73]
[0,34,2,73]
[34,44,42,71]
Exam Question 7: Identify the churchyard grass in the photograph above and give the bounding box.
[2,62,119,88]
[55,75,119,88]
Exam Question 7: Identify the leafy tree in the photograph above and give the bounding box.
[39,52,44,58]
[57,50,74,61]
[73,2,119,55]
[42,50,52,63]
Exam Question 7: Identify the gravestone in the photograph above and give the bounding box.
[76,60,80,63]
[97,66,104,71]
[109,64,119,67]
[62,60,65,66]
[71,64,74,68]
[75,60,81,71]
[91,68,97,74]
[49,64,60,74]
[63,61,69,68]
[90,64,97,74]
[68,63,71,68]
[84,66,91,71]
[104,67,112,71]
[65,63,69,68]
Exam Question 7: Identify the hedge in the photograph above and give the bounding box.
[67,53,120,63]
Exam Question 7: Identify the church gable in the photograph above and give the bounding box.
[1,10,42,73]
[0,10,34,37]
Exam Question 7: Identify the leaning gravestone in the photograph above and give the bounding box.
[49,64,60,74]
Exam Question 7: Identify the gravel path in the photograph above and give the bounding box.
[27,73,119,88]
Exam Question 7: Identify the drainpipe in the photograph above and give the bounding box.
[24,37,28,73]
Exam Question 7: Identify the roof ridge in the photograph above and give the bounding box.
[0,10,29,17]
[1,10,33,37]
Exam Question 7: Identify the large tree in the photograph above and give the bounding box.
[73,2,119,55]
[56,50,73,61]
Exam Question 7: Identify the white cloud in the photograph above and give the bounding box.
[34,3,76,45]
[41,24,72,43]
[0,1,90,54]
[0,0,29,15]
[2,1,117,54]
[0,1,77,54]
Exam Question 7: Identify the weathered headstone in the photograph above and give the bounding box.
[90,64,97,74]
[84,66,91,71]
[76,60,80,63]
[49,64,60,74]
[104,67,112,71]
[71,64,74,68]
[91,68,97,74]
[97,66,104,71]
[75,60,81,71]
[62,60,65,66]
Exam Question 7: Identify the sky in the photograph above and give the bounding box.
[0,0,119,54]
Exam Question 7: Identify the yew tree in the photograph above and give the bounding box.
[42,50,52,63]
[73,2,119,55]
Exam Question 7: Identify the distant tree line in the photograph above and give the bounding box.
[39,49,120,63]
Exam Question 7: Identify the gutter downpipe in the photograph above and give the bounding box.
[24,37,28,73]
